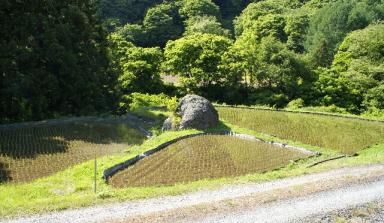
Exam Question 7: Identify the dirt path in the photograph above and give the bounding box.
[1,164,383,223]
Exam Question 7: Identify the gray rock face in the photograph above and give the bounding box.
[162,94,219,131]
[161,117,173,131]
[177,94,219,130]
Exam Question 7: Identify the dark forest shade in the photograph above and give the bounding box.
[0,0,118,123]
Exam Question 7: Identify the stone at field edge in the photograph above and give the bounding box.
[161,117,173,131]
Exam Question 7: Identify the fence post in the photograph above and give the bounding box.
[94,151,97,194]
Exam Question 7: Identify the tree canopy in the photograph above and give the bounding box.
[143,2,184,47]
[2,0,384,123]
[304,0,383,68]
[163,33,232,89]
[179,0,220,19]
[98,0,162,25]
[1,0,117,123]
[108,34,163,94]
[184,16,231,37]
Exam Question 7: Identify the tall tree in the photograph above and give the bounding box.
[98,0,162,25]
[212,0,249,30]
[184,16,230,37]
[311,23,384,113]
[285,14,309,53]
[115,23,146,46]
[305,0,383,68]
[179,0,220,19]
[163,33,232,89]
[234,1,284,37]
[143,2,184,47]
[222,35,312,106]
[335,22,384,111]
[0,0,116,123]
[108,34,163,94]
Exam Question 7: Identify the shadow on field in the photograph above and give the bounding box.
[0,161,12,183]
[0,135,70,159]
[206,121,232,133]
[0,121,146,159]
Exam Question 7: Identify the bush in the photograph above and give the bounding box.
[297,105,348,114]
[119,93,178,114]
[248,90,289,108]
[362,108,384,119]
[287,98,305,109]
[363,85,384,110]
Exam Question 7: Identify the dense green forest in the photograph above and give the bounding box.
[1,0,384,123]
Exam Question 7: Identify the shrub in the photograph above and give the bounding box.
[299,105,348,114]
[287,98,305,109]
[120,93,178,113]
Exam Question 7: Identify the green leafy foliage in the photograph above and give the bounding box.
[212,0,249,30]
[312,23,384,113]
[223,35,312,106]
[364,85,384,110]
[285,14,309,53]
[304,0,383,68]
[287,98,305,109]
[234,1,284,37]
[184,16,231,37]
[115,23,146,46]
[98,0,162,25]
[3,0,384,122]
[311,69,361,112]
[126,93,178,112]
[163,33,233,89]
[179,0,220,19]
[0,0,117,123]
[338,22,384,110]
[143,2,184,47]
[108,34,163,95]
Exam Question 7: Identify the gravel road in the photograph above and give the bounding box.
[298,199,384,223]
[192,178,384,223]
[1,165,383,223]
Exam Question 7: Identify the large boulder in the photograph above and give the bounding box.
[162,94,219,131]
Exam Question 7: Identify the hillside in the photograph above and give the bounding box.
[2,0,383,123]
[104,0,384,115]
[1,1,384,220]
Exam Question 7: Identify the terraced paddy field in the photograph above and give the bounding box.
[110,135,311,188]
[0,121,146,183]
[217,107,384,155]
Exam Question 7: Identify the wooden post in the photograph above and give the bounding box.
[94,150,97,194]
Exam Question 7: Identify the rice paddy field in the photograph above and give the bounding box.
[0,121,146,183]
[217,107,384,155]
[110,135,310,188]
[1,107,384,218]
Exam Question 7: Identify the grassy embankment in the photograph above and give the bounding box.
[0,108,383,217]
